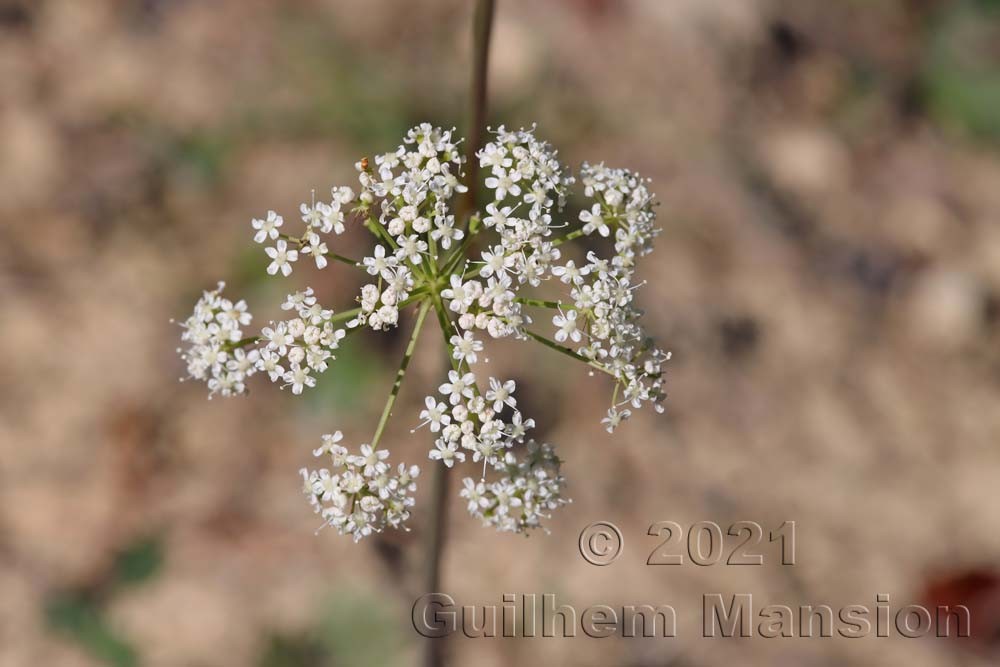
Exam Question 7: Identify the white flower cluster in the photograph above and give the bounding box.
[578,162,659,257]
[176,121,670,542]
[346,123,469,332]
[451,127,577,337]
[348,247,416,331]
[554,163,668,431]
[438,131,668,433]
[414,126,576,345]
[481,125,574,226]
[359,122,467,208]
[460,441,569,533]
[176,282,256,398]
[301,431,419,542]
[251,187,356,276]
[176,285,348,398]
[420,374,531,471]
[257,288,348,394]
[415,356,571,533]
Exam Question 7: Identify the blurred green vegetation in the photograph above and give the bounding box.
[115,8,461,205]
[259,588,406,667]
[306,333,388,417]
[108,537,165,589]
[273,15,419,147]
[46,538,405,667]
[923,0,1000,142]
[46,596,138,667]
[45,536,164,667]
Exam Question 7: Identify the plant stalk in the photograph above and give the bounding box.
[370,299,432,448]
[521,328,618,378]
[423,4,495,666]
[456,0,496,223]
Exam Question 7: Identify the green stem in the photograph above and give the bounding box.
[326,291,425,327]
[365,216,400,250]
[441,224,479,276]
[550,227,587,247]
[430,294,460,368]
[323,251,362,267]
[327,306,363,326]
[370,299,432,448]
[223,336,260,350]
[521,328,617,378]
[431,296,485,407]
[514,297,565,309]
[278,233,362,268]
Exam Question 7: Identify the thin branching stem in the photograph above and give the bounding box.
[514,297,565,309]
[323,251,362,267]
[370,299,432,448]
[550,227,587,247]
[521,328,618,378]
[278,233,362,268]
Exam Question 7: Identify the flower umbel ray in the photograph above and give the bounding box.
[176,123,669,539]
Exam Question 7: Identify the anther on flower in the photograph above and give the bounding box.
[175,123,668,538]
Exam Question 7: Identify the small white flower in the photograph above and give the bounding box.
[265,239,298,277]
[430,215,463,250]
[485,167,522,201]
[283,364,315,394]
[479,143,511,171]
[331,185,356,208]
[482,202,512,229]
[252,210,283,243]
[479,246,515,278]
[441,275,480,314]
[282,288,317,311]
[451,332,483,365]
[601,407,632,433]
[354,443,390,476]
[397,234,428,264]
[553,310,582,343]
[485,378,516,412]
[363,244,397,278]
[552,260,588,286]
[417,396,451,432]
[261,322,293,354]
[429,440,465,468]
[256,348,285,382]
[301,202,334,232]
[302,235,329,269]
[313,430,345,456]
[579,203,610,237]
[506,410,534,441]
[439,370,476,405]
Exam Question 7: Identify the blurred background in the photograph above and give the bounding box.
[3,0,1000,665]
